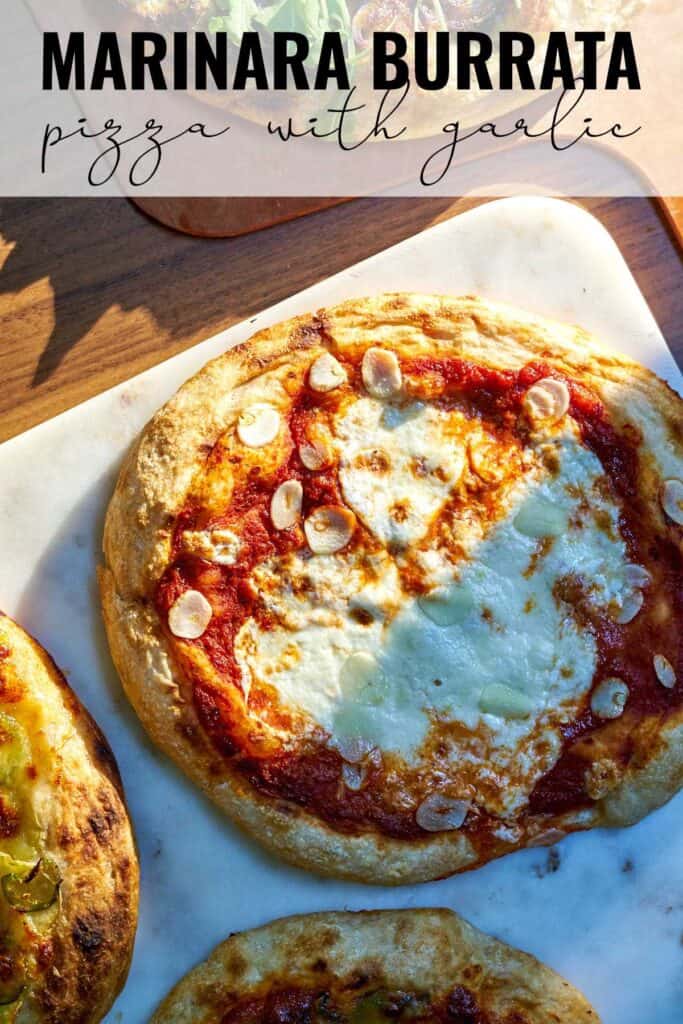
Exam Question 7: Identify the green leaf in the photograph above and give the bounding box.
[209,0,263,44]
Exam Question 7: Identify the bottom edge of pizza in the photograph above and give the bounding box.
[150,908,599,1024]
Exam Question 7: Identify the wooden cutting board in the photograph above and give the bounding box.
[1,196,682,444]
[658,198,683,249]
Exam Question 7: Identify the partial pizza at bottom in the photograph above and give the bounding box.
[102,294,683,884]
[0,613,138,1023]
[150,909,598,1023]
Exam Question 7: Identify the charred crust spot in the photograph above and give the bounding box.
[57,825,76,849]
[88,791,123,845]
[72,914,106,959]
[311,958,328,973]
[445,985,486,1023]
[224,952,248,980]
[295,316,328,352]
[0,795,20,839]
[35,939,55,973]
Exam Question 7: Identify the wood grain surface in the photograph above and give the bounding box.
[0,196,681,443]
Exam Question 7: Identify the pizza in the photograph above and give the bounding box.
[101,293,683,884]
[0,613,138,1023]
[112,0,649,141]
[150,908,599,1023]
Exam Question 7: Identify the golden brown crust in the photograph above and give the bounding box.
[101,293,683,884]
[0,613,138,1023]
[150,908,599,1024]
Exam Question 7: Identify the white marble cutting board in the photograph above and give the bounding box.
[0,197,682,1024]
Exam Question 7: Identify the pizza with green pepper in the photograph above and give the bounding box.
[102,293,683,884]
[150,909,598,1023]
[0,613,138,1023]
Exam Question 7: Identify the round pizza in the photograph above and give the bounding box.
[101,293,683,884]
[0,613,138,1022]
[150,908,598,1023]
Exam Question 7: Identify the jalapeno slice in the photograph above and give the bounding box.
[1,857,61,913]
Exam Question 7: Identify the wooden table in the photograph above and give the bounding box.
[0,197,681,443]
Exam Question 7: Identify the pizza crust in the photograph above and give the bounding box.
[0,613,138,1023]
[150,908,599,1023]
[101,293,683,884]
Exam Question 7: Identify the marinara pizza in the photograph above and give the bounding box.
[0,612,138,1022]
[150,908,598,1023]
[101,294,683,884]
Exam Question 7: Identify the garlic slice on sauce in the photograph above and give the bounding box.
[329,734,376,764]
[299,441,327,470]
[270,479,303,530]
[168,590,212,640]
[361,348,402,399]
[479,684,533,720]
[304,505,356,554]
[523,378,570,424]
[661,478,683,525]
[528,828,566,848]
[624,564,651,590]
[341,762,366,791]
[309,352,347,393]
[416,794,471,832]
[591,677,629,719]
[237,404,280,448]
[654,654,676,689]
[613,589,644,625]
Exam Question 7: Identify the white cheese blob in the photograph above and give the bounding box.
[336,399,466,547]
[235,399,633,817]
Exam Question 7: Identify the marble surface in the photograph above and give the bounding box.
[0,197,682,1023]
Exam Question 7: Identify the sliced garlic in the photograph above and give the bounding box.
[304,505,356,555]
[479,684,533,720]
[309,352,347,393]
[416,794,471,833]
[418,585,475,627]
[339,652,387,705]
[624,564,651,590]
[168,590,212,640]
[237,404,280,448]
[513,496,568,538]
[299,440,329,471]
[329,734,375,765]
[654,654,676,689]
[661,479,683,525]
[528,828,566,848]
[523,378,570,424]
[361,348,402,399]
[341,762,366,792]
[613,589,644,625]
[270,480,303,530]
[591,677,629,719]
